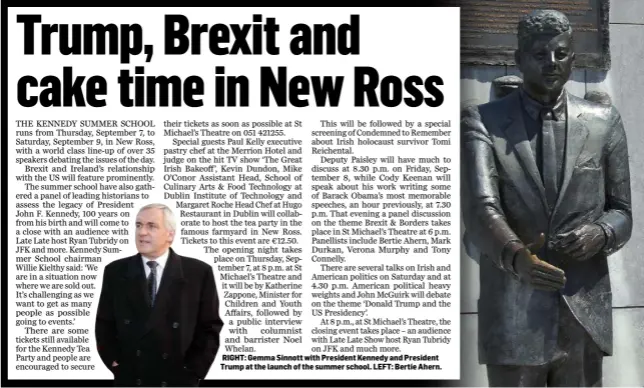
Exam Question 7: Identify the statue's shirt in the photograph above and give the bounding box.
[519,88,567,190]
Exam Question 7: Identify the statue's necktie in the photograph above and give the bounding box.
[147,261,159,307]
[541,109,558,210]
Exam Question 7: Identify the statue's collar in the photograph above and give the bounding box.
[519,87,566,121]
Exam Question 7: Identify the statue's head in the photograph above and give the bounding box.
[515,10,575,103]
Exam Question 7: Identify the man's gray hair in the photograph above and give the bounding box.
[138,203,176,233]
[517,10,572,51]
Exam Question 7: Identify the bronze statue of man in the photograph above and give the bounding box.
[461,10,632,387]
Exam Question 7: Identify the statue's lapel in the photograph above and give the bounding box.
[552,94,589,216]
[500,96,549,215]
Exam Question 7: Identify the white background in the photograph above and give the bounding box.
[7,7,460,380]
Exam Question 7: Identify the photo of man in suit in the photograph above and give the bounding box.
[96,204,223,387]
[461,10,632,387]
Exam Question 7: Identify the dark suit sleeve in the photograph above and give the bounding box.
[596,108,632,254]
[184,266,224,379]
[95,265,119,371]
[462,106,523,274]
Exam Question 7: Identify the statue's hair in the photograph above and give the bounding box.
[517,10,572,51]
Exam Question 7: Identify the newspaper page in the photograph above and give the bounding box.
[6,7,460,383]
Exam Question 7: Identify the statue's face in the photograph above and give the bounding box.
[516,31,574,101]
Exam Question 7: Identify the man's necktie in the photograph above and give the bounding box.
[147,261,159,307]
[541,109,558,211]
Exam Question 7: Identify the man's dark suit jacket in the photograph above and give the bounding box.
[461,90,632,365]
[95,248,224,386]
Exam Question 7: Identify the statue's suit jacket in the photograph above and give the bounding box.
[461,90,632,365]
[96,248,224,386]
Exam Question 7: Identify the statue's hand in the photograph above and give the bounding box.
[514,233,566,291]
[553,224,605,261]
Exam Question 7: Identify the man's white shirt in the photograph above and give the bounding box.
[141,250,168,294]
